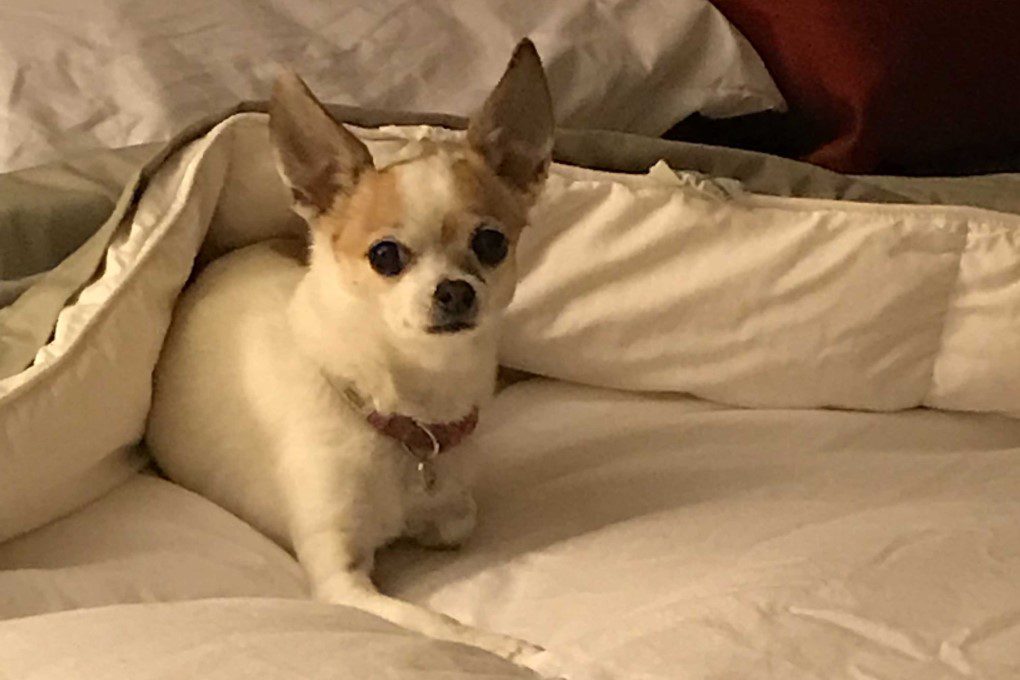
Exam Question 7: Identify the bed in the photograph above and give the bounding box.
[3,3,1020,680]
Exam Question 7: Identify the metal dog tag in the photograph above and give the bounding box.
[408,420,441,494]
[417,460,437,492]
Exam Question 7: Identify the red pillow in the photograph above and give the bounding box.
[710,1,1020,174]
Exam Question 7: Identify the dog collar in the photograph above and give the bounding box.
[325,374,478,491]
[365,408,479,455]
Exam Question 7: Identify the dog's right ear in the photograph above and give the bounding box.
[269,71,374,220]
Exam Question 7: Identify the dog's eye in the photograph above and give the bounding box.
[367,240,408,277]
[471,226,508,267]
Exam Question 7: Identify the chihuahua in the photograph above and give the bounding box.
[147,40,554,664]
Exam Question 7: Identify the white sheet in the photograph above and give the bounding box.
[376,379,1020,679]
[4,379,1019,678]
[0,598,538,679]
[0,0,783,173]
[0,474,306,620]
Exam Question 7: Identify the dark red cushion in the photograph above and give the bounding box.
[710,1,1020,173]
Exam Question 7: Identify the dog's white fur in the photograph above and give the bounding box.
[146,41,554,663]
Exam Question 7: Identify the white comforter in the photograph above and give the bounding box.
[3,379,1019,678]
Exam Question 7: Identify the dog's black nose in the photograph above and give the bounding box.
[434,279,476,317]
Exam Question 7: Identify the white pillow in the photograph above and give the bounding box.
[503,162,1020,414]
[0,0,784,172]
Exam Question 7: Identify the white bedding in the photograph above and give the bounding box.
[387,379,1020,679]
[0,598,538,679]
[3,379,1019,678]
[0,0,783,173]
[5,100,1020,678]
[0,474,306,620]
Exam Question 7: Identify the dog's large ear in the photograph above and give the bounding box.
[269,71,373,220]
[468,39,554,201]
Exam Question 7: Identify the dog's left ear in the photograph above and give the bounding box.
[269,71,374,220]
[468,39,554,202]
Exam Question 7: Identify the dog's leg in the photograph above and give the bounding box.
[279,432,546,670]
[405,476,477,549]
[294,525,542,663]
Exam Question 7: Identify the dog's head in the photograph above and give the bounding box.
[269,40,553,341]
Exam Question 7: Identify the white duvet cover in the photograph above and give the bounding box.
[2,379,1019,678]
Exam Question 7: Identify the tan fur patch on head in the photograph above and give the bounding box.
[312,145,531,287]
[449,155,529,242]
[321,169,405,262]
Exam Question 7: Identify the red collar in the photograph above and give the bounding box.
[326,374,479,455]
[366,408,479,454]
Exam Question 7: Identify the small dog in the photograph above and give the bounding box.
[147,40,553,663]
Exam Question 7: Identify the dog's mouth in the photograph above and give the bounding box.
[426,321,476,335]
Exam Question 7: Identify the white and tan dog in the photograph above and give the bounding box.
[146,41,553,663]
